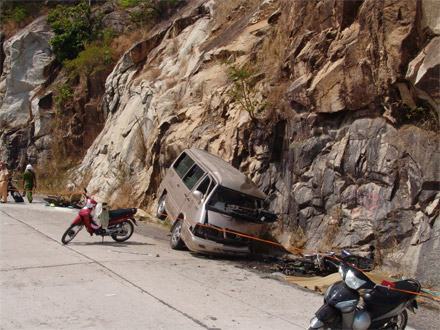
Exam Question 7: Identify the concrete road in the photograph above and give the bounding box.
[1,201,321,329]
[0,201,426,329]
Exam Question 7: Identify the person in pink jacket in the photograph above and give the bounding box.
[0,161,10,203]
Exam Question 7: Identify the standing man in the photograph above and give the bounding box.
[23,164,37,203]
[0,161,9,203]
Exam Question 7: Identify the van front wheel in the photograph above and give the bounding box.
[170,220,186,250]
[156,194,167,220]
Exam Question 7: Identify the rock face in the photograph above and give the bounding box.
[1,0,439,283]
[0,14,107,169]
[72,0,439,282]
[0,16,55,167]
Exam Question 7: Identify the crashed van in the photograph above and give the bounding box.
[156,148,277,256]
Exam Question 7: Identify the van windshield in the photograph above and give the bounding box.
[207,186,262,213]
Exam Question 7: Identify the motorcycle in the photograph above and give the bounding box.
[44,189,88,209]
[309,249,374,275]
[309,259,420,330]
[8,178,24,203]
[280,250,374,277]
[61,207,138,244]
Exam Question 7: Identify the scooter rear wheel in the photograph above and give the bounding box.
[61,224,83,244]
[111,221,134,242]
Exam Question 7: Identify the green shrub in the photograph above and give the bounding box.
[228,65,266,120]
[0,2,33,25]
[54,83,74,110]
[47,1,93,62]
[10,6,27,23]
[123,0,182,26]
[64,44,113,76]
[118,0,141,8]
[101,28,116,46]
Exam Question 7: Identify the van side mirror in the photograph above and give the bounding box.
[264,192,277,208]
[193,190,204,203]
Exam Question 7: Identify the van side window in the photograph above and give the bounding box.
[195,176,214,196]
[173,153,195,178]
[183,165,205,190]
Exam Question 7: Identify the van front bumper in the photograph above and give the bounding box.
[181,221,250,256]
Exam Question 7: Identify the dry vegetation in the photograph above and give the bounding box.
[111,29,149,59]
[0,2,47,38]
[288,225,307,250]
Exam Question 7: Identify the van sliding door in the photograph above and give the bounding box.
[166,152,195,219]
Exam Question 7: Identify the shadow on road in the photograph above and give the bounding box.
[68,241,153,247]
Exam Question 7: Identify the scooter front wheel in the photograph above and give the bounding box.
[61,224,83,244]
[390,309,408,330]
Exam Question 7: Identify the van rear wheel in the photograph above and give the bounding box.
[170,220,186,250]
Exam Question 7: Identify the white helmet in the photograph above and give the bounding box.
[85,198,97,209]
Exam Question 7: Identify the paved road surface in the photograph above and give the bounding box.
[0,200,428,329]
[1,201,321,329]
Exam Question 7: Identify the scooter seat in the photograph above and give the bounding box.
[109,208,137,219]
[393,279,421,294]
[365,279,420,319]
[368,279,420,303]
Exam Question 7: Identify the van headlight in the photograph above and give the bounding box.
[345,269,367,290]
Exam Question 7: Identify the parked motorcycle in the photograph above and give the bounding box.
[309,259,420,330]
[61,207,138,244]
[8,178,24,203]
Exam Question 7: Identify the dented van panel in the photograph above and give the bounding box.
[206,211,262,236]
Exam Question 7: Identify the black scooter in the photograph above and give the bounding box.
[309,259,420,330]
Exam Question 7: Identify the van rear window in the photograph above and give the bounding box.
[173,153,195,178]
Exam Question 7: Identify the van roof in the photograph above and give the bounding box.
[186,148,266,199]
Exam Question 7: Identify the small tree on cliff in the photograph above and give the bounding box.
[228,65,266,121]
[47,1,93,62]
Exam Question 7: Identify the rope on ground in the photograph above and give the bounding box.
[161,212,440,303]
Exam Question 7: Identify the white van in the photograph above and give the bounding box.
[156,148,277,255]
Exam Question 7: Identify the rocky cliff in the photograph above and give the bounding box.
[0,17,56,167]
[1,0,439,281]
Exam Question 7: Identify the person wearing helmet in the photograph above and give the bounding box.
[79,198,100,235]
[23,164,37,203]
